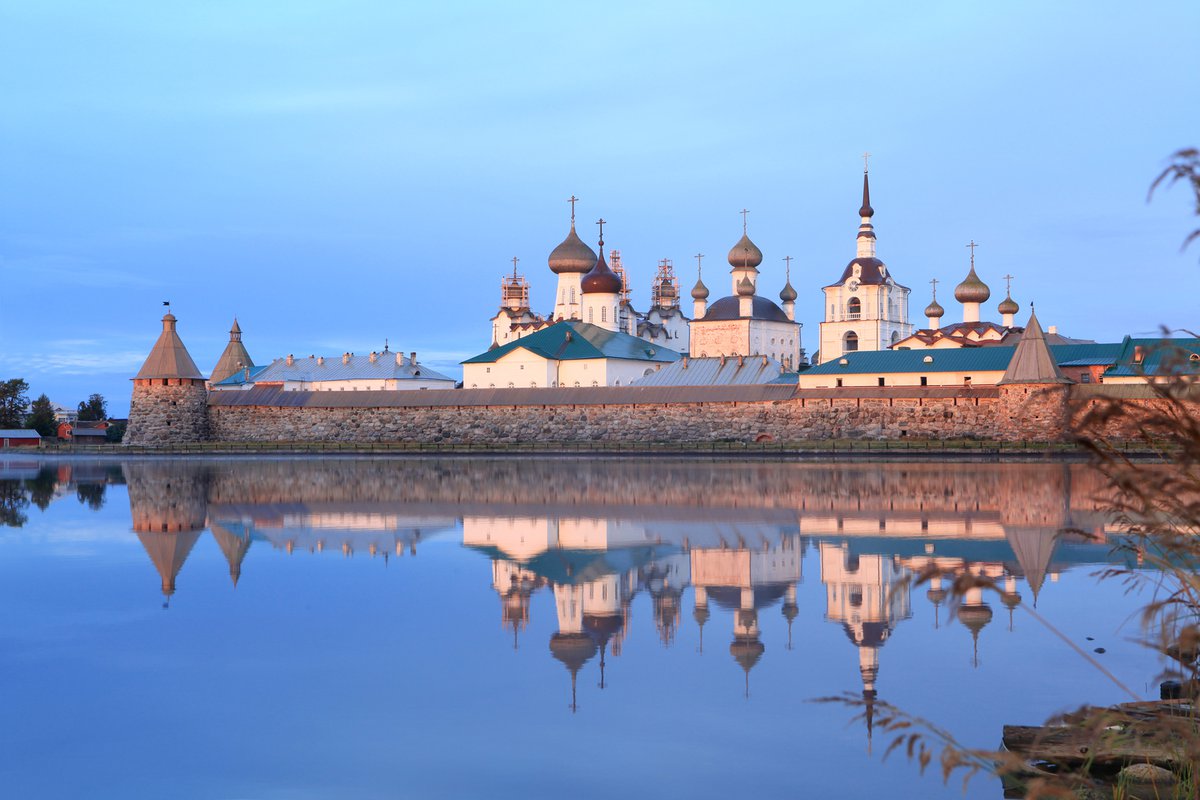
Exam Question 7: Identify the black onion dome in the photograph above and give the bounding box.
[727,234,763,269]
[998,294,1019,316]
[691,277,710,300]
[955,267,991,304]
[581,249,623,294]
[924,298,945,319]
[779,281,797,303]
[548,224,598,274]
[859,171,874,218]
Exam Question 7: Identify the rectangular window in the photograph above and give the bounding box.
[1081,372,1091,383]
[920,376,928,386]
[877,377,885,386]
[964,376,972,387]
[836,378,843,388]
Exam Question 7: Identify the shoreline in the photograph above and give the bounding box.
[17,439,1165,461]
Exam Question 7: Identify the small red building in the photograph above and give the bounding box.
[0,430,43,448]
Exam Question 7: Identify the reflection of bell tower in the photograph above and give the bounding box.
[124,462,209,607]
[492,561,542,649]
[820,543,912,746]
[693,586,710,654]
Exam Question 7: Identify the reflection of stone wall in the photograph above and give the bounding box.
[196,458,1108,519]
[210,394,1023,444]
[125,381,208,445]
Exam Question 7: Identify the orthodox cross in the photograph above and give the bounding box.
[694,253,704,277]
[568,195,578,224]
[1003,273,1014,294]
[511,256,519,279]
[929,277,938,300]
[596,217,605,246]
[966,240,979,268]
[863,151,871,172]
[782,255,793,280]
[740,209,749,233]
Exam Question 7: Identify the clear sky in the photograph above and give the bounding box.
[1,2,1197,415]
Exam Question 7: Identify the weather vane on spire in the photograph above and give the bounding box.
[740,209,749,233]
[966,240,979,268]
[863,151,871,173]
[568,195,578,224]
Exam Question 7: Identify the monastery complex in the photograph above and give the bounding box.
[123,166,1200,447]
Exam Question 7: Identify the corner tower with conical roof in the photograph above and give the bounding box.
[125,310,209,445]
[209,318,254,386]
[996,308,1074,442]
[818,163,912,362]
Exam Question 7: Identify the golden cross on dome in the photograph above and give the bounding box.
[863,151,871,173]
[740,209,749,233]
[568,195,578,224]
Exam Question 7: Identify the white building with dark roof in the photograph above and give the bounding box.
[688,222,803,368]
[818,169,912,362]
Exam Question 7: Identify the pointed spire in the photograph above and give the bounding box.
[999,308,1071,384]
[210,317,255,385]
[859,169,874,218]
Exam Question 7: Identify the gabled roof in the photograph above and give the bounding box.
[999,310,1071,384]
[462,321,682,365]
[1103,336,1200,378]
[215,352,454,385]
[632,355,792,387]
[134,314,205,380]
[0,429,41,439]
[806,341,1123,376]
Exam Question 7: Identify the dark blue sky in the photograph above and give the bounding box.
[2,2,1197,415]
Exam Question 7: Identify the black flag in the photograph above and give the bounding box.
[162,301,170,306]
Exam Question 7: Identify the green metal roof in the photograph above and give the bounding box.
[805,342,1123,375]
[1103,336,1200,377]
[462,320,683,365]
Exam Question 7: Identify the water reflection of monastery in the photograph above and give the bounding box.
[5,458,1125,717]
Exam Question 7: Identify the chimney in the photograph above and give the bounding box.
[396,352,404,366]
[343,353,351,364]
[737,355,744,367]
[410,352,417,364]
[1048,325,1058,335]
[286,354,294,366]
[369,352,378,363]
[682,356,688,370]
[762,355,768,366]
[317,356,325,366]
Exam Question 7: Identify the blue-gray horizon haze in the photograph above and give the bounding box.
[1,2,1197,415]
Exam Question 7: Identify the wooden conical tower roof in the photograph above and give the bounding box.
[134,313,205,380]
[209,318,254,385]
[999,309,1070,385]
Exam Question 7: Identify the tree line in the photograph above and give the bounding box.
[0,379,123,441]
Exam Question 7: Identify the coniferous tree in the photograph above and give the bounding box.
[0,379,29,428]
[76,393,107,422]
[26,394,57,437]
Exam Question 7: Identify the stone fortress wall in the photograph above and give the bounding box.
[196,383,1080,445]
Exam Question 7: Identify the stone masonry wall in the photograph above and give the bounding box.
[125,381,209,445]
[209,394,1028,444]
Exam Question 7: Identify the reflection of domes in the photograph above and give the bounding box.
[782,601,799,622]
[583,613,624,641]
[549,225,598,274]
[736,277,755,296]
[955,267,991,304]
[730,636,765,672]
[693,605,711,625]
[926,587,948,605]
[581,251,623,294]
[844,620,891,648]
[691,277,710,300]
[549,632,598,673]
[779,281,797,303]
[1001,591,1022,610]
[957,603,994,633]
[727,234,763,269]
[924,298,945,319]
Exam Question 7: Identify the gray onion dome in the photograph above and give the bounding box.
[548,224,598,274]
[779,281,797,303]
[736,276,756,296]
[954,266,991,304]
[691,277,710,300]
[998,293,1019,316]
[727,234,763,269]
[924,298,945,319]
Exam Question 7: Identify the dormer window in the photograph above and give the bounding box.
[852,264,862,278]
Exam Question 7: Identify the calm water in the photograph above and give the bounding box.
[0,456,1161,799]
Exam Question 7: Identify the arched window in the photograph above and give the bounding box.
[890,330,900,344]
[847,298,862,320]
[844,331,859,352]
